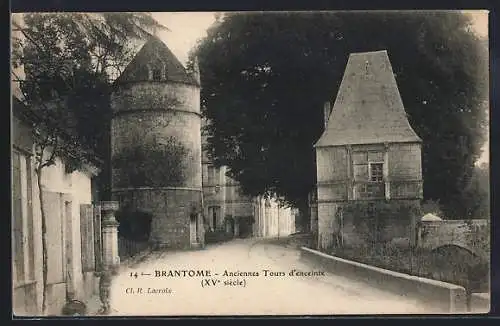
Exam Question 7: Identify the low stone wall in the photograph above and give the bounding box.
[300,247,467,313]
[470,293,490,313]
[417,219,490,259]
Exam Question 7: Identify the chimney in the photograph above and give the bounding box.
[323,101,332,129]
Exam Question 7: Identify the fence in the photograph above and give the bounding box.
[118,236,150,259]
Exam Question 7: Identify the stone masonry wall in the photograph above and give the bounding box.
[113,188,203,249]
[111,80,203,248]
[417,219,490,258]
[111,81,202,189]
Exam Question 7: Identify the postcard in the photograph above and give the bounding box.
[11,10,490,317]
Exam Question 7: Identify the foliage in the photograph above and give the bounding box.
[11,12,166,315]
[460,163,490,219]
[464,221,490,258]
[342,201,422,243]
[192,12,488,220]
[12,12,167,167]
[329,243,489,293]
[112,137,189,188]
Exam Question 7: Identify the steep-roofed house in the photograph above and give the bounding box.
[314,50,423,250]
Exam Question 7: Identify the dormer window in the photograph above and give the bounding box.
[152,68,162,81]
[149,63,167,81]
[146,64,153,80]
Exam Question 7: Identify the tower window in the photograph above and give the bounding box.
[152,68,162,81]
[369,163,384,182]
[352,150,385,199]
[208,206,221,229]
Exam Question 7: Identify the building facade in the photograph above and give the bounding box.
[110,36,204,249]
[12,98,103,316]
[12,14,105,316]
[201,119,296,238]
[314,50,423,250]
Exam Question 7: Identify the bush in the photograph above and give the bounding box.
[342,201,421,244]
[327,243,489,293]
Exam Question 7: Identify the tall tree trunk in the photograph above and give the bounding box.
[36,169,49,315]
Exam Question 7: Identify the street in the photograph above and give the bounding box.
[106,238,435,316]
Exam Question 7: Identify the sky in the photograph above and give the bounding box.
[151,11,488,66]
[151,12,216,65]
[151,11,489,165]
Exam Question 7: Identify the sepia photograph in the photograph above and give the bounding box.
[11,10,490,317]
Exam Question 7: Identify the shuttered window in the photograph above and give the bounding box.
[207,165,219,185]
[12,151,24,284]
[208,206,221,229]
[352,150,386,199]
[12,150,35,285]
[80,204,95,272]
[352,151,384,182]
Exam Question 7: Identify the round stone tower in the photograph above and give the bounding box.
[110,36,203,249]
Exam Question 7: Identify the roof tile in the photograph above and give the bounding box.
[114,35,198,86]
[315,50,421,147]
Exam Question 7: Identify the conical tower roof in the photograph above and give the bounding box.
[315,50,421,147]
[114,35,198,86]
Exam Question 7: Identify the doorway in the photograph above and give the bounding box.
[190,213,198,245]
[208,206,221,231]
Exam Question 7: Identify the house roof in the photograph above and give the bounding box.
[315,50,421,147]
[113,35,198,86]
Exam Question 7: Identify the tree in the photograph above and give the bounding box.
[192,11,488,222]
[461,163,490,219]
[11,12,166,315]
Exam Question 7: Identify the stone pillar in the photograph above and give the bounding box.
[97,201,120,315]
[100,201,120,272]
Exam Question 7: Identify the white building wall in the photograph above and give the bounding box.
[29,148,97,314]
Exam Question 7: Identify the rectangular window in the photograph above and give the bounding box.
[352,151,384,182]
[207,165,219,185]
[12,151,24,284]
[12,150,35,285]
[208,206,221,229]
[352,150,385,199]
[353,164,369,180]
[80,204,95,272]
[152,68,162,81]
[207,166,214,184]
[369,163,384,182]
